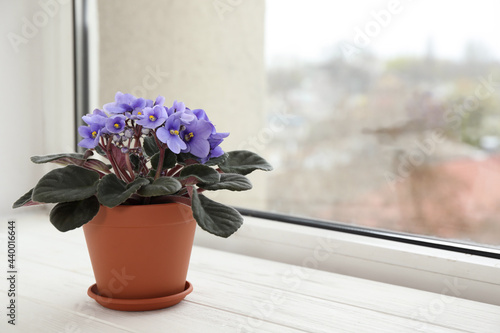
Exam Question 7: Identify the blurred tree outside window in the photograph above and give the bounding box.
[258,0,500,247]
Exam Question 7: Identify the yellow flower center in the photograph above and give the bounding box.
[170,129,179,135]
[114,123,120,129]
[149,115,157,121]
[91,131,97,138]
[184,132,194,141]
[137,111,142,115]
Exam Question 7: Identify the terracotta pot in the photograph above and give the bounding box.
[82,202,196,311]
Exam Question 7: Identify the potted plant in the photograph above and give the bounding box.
[13,92,272,311]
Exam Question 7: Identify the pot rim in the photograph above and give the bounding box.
[85,202,195,228]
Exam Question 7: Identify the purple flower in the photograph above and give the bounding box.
[164,100,196,124]
[192,109,210,121]
[105,115,127,134]
[78,124,102,149]
[154,95,165,106]
[156,115,187,154]
[130,109,142,119]
[178,110,196,124]
[181,118,213,158]
[209,132,229,149]
[136,105,167,129]
[103,92,146,114]
[82,109,108,127]
[200,132,229,163]
[144,95,166,108]
[166,100,186,116]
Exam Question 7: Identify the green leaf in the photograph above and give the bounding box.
[199,173,252,191]
[191,191,243,238]
[218,150,273,175]
[83,159,111,174]
[12,188,40,208]
[179,164,220,184]
[97,174,149,208]
[31,152,110,174]
[143,135,159,157]
[204,153,229,166]
[49,196,100,232]
[176,153,199,165]
[31,153,86,166]
[32,165,100,203]
[151,149,177,170]
[95,145,106,157]
[129,154,140,172]
[137,177,182,197]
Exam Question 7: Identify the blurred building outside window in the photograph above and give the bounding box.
[260,0,500,247]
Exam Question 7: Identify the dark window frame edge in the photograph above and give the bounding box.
[73,0,89,153]
[236,207,500,260]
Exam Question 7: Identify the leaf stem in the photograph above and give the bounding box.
[167,164,183,177]
[105,138,131,183]
[104,139,120,179]
[124,153,136,181]
[155,146,165,180]
[152,130,166,180]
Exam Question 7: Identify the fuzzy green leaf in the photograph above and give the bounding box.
[83,159,111,174]
[49,196,100,232]
[129,154,140,172]
[137,177,182,197]
[151,149,177,171]
[95,145,106,157]
[176,153,199,165]
[179,164,220,184]
[32,165,100,203]
[12,188,40,208]
[198,173,252,191]
[204,153,229,166]
[143,135,159,157]
[31,153,86,165]
[218,150,273,175]
[191,191,243,238]
[97,174,149,208]
[31,153,110,174]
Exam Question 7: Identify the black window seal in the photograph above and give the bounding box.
[236,207,500,260]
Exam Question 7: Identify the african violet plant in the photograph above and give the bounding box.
[13,92,272,237]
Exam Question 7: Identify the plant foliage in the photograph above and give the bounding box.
[13,92,272,237]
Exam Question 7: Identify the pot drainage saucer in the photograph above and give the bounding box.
[87,281,193,311]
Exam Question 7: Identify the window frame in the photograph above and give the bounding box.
[194,212,500,306]
[74,0,500,305]
[73,0,90,152]
[236,207,500,260]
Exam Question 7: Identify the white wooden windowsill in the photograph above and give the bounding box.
[196,215,500,306]
[1,212,499,333]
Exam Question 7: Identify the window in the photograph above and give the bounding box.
[73,0,499,304]
[78,0,499,255]
[257,0,500,248]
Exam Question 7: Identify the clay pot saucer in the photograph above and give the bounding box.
[87,281,193,311]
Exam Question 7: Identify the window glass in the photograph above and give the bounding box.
[261,0,500,246]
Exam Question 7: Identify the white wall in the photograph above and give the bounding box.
[1,0,266,217]
[94,0,268,208]
[1,0,74,218]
